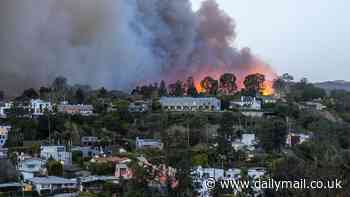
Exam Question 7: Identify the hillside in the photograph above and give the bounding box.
[314,80,350,92]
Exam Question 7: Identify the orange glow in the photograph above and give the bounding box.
[195,83,203,92]
[192,65,226,93]
[261,80,274,96]
[191,63,277,95]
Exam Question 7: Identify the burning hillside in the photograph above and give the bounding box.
[0,0,276,96]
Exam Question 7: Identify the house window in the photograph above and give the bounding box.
[27,164,36,169]
[41,184,50,189]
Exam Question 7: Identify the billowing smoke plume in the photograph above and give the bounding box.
[0,0,275,95]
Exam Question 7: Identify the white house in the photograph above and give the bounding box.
[192,166,242,197]
[57,104,94,116]
[71,146,102,158]
[230,96,262,111]
[225,168,241,180]
[248,167,267,179]
[40,146,72,165]
[232,134,257,151]
[28,176,77,196]
[31,99,52,116]
[192,166,225,197]
[81,136,99,146]
[0,126,11,147]
[303,102,327,111]
[192,167,225,180]
[128,100,150,113]
[248,167,267,196]
[0,148,8,159]
[79,176,119,192]
[0,102,13,118]
[159,97,221,112]
[115,162,133,180]
[136,137,164,150]
[18,158,47,181]
[192,166,267,197]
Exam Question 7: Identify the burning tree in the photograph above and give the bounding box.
[219,73,237,95]
[200,76,219,95]
[243,73,266,96]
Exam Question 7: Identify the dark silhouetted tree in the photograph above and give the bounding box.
[98,87,108,98]
[39,86,51,99]
[169,80,184,97]
[281,73,294,82]
[219,73,237,95]
[243,73,265,96]
[75,88,85,104]
[257,118,287,152]
[22,88,39,99]
[200,76,218,95]
[159,80,167,96]
[217,112,236,155]
[174,80,184,96]
[47,159,63,176]
[0,91,4,101]
[52,76,68,91]
[186,77,198,97]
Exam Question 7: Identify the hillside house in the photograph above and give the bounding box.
[40,146,72,165]
[301,101,327,111]
[17,158,47,181]
[136,137,164,150]
[0,102,13,118]
[28,176,77,196]
[0,126,11,147]
[31,99,52,116]
[230,96,262,111]
[81,136,99,146]
[232,134,257,151]
[128,100,150,113]
[159,97,221,112]
[79,176,118,193]
[0,148,8,159]
[57,104,94,116]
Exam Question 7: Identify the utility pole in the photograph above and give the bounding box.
[48,112,51,145]
[187,117,190,147]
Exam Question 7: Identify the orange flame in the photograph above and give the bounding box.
[261,80,274,96]
[195,83,203,92]
[192,63,277,95]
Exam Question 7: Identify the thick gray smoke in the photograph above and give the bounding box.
[0,0,274,95]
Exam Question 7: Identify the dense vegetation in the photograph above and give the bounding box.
[0,74,350,197]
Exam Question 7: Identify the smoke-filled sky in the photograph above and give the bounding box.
[1,0,348,95]
[192,0,350,82]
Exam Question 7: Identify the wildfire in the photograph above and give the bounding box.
[191,63,277,95]
[195,83,203,93]
[261,80,274,96]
